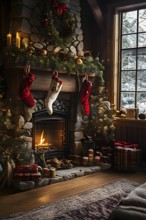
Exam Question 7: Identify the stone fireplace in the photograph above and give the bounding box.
[33,95,74,167]
[0,0,113,191]
[1,0,89,165]
[31,68,85,159]
[3,66,90,165]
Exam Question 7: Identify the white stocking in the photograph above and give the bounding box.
[45,70,63,115]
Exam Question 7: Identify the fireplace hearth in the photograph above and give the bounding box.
[33,109,70,164]
[2,66,90,166]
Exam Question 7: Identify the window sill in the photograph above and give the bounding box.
[114,117,146,128]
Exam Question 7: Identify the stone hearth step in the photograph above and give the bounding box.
[13,165,111,191]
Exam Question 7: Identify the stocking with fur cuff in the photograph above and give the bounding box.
[19,64,35,108]
[80,75,92,116]
[45,70,63,115]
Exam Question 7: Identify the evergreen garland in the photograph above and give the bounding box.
[2,45,105,76]
[1,0,105,76]
[42,0,76,47]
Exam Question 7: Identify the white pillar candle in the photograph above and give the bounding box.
[22,38,29,49]
[7,33,12,46]
[16,32,20,48]
[50,167,56,178]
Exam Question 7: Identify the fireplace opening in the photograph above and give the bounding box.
[32,109,70,164]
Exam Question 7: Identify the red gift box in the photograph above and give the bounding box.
[15,164,38,173]
[114,146,141,171]
[31,172,42,181]
[114,141,139,149]
[14,172,42,182]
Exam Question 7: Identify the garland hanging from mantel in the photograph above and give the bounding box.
[2,45,105,82]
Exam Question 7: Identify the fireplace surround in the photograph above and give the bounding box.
[2,66,92,165]
[31,76,85,165]
[1,0,95,166]
[33,109,70,162]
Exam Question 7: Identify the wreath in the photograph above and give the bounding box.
[42,0,76,47]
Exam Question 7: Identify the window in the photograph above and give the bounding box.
[117,6,146,113]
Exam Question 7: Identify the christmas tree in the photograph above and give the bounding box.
[83,70,115,145]
[0,77,28,188]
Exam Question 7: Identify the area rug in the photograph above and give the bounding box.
[2,179,139,220]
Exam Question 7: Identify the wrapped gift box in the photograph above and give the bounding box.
[15,164,38,173]
[114,141,141,171]
[14,172,41,182]
[114,141,139,149]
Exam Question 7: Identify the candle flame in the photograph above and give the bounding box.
[22,38,29,48]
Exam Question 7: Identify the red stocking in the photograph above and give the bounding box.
[19,64,35,108]
[80,75,92,116]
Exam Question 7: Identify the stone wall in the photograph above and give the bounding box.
[4,0,86,165]
[9,90,84,165]
[3,0,84,163]
[9,0,84,56]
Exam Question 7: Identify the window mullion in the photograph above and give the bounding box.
[119,12,123,109]
[135,9,139,108]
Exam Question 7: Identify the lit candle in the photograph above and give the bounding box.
[88,154,93,166]
[88,157,93,166]
[88,148,94,155]
[22,38,29,49]
[94,156,101,166]
[7,33,12,46]
[83,157,88,166]
[50,167,56,178]
[16,32,20,48]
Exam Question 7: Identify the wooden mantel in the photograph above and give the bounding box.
[3,66,80,100]
[30,68,78,93]
[3,66,96,100]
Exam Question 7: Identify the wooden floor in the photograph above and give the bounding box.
[0,168,146,218]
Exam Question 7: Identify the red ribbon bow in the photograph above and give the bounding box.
[57,4,67,15]
[53,0,67,15]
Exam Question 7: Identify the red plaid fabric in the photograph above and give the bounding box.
[14,172,41,182]
[114,146,141,171]
[15,164,38,173]
[114,141,139,149]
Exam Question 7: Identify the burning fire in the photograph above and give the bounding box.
[36,130,49,147]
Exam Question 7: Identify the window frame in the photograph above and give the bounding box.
[113,2,146,111]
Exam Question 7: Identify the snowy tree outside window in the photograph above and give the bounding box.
[119,7,146,113]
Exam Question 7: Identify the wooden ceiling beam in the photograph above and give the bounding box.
[86,0,104,29]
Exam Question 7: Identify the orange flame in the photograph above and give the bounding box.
[36,130,48,147]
